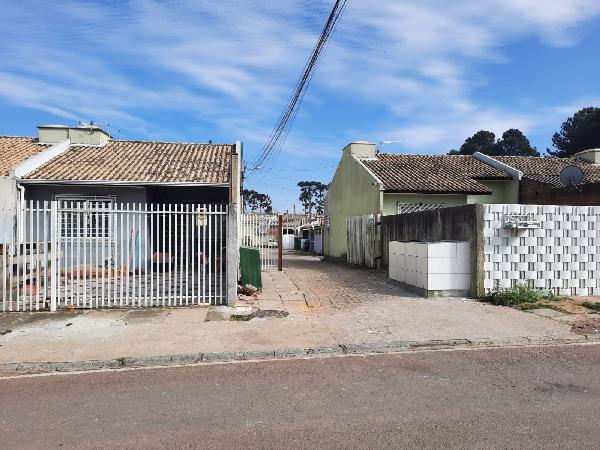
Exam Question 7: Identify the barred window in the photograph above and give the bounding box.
[397,202,446,214]
[56,195,116,239]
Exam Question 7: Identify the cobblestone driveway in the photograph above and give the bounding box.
[259,254,414,311]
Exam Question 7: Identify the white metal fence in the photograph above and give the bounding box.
[240,213,279,270]
[1,201,228,312]
[240,213,317,270]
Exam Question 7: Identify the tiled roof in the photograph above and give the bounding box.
[0,136,50,176]
[495,156,600,188]
[24,140,233,184]
[362,154,511,194]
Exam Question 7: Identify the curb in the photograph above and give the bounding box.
[2,335,599,377]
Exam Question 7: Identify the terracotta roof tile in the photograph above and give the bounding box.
[24,140,233,184]
[362,154,510,194]
[0,136,50,176]
[494,156,600,187]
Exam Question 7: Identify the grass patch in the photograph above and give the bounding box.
[514,302,544,311]
[581,301,600,312]
[230,314,252,321]
[483,281,557,307]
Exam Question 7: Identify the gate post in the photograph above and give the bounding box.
[226,203,239,306]
[277,214,283,271]
[49,201,58,312]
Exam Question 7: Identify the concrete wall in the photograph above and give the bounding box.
[381,205,484,297]
[484,204,600,296]
[325,147,381,258]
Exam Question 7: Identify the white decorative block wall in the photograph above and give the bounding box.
[483,204,600,296]
[389,241,470,292]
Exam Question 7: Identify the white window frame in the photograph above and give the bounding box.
[55,194,116,240]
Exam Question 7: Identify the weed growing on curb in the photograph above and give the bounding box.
[230,315,252,321]
[482,281,560,307]
[581,301,600,312]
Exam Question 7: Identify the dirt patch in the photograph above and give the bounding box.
[122,309,165,323]
[571,317,600,335]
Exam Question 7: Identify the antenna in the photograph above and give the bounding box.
[559,165,585,187]
[377,140,402,153]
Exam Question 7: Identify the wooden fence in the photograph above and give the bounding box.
[346,214,380,268]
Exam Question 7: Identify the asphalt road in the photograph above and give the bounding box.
[2,344,600,449]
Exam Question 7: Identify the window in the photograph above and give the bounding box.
[56,195,116,239]
[397,203,446,215]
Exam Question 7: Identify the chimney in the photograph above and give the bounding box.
[38,124,111,146]
[342,141,376,159]
[572,148,600,164]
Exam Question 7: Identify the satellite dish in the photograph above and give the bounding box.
[559,165,585,187]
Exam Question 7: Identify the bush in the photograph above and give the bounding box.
[483,281,555,306]
[581,301,600,312]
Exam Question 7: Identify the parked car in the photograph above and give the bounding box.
[267,239,278,248]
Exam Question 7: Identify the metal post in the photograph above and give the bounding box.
[277,214,283,272]
[49,201,58,312]
[226,203,239,306]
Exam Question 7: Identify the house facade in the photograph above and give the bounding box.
[325,141,600,259]
[0,125,242,311]
[324,142,518,258]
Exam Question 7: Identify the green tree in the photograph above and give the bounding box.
[243,189,272,213]
[549,107,600,157]
[495,129,539,156]
[297,181,328,215]
[450,130,496,155]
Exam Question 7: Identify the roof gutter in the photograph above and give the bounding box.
[18,179,231,187]
[11,139,71,179]
[473,152,523,180]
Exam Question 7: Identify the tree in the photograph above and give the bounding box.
[297,181,328,215]
[495,129,539,157]
[549,107,600,158]
[242,189,272,213]
[449,128,539,156]
[450,130,496,155]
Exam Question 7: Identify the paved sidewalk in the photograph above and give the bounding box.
[0,255,588,369]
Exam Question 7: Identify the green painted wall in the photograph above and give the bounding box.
[382,193,467,215]
[466,179,519,204]
[325,144,381,258]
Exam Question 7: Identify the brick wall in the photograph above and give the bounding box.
[484,204,600,296]
[519,179,600,205]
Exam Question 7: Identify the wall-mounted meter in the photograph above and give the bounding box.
[503,213,542,230]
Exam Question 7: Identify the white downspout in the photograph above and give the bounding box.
[16,183,25,243]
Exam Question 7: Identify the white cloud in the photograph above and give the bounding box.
[0,0,598,159]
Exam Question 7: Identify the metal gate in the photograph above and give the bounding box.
[1,201,227,311]
[240,213,279,270]
[240,213,318,270]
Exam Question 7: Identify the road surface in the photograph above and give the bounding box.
[2,344,600,449]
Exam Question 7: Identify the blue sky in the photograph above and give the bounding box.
[1,1,600,211]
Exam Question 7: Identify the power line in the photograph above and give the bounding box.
[249,0,349,174]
